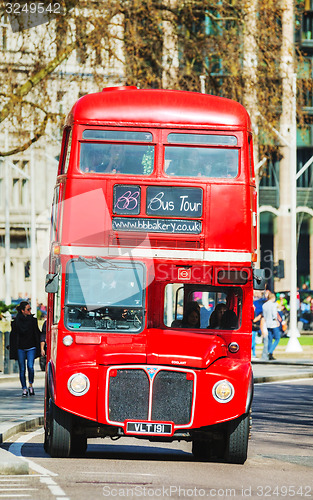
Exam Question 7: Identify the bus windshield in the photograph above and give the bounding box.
[64,259,145,333]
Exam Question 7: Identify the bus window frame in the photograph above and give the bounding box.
[58,127,72,176]
[78,141,156,176]
[68,126,248,182]
[50,184,64,244]
[163,283,243,331]
[63,258,147,334]
[163,145,241,180]
[73,125,158,177]
[161,129,244,181]
[248,133,255,182]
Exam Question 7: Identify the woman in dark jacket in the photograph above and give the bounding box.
[9,301,41,397]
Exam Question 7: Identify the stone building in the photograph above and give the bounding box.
[0,11,125,305]
[0,1,312,307]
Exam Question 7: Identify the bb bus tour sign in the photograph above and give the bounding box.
[113,185,203,234]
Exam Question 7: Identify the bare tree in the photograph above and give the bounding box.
[0,0,307,158]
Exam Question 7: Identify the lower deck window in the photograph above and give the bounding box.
[164,284,242,330]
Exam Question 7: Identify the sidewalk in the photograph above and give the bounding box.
[0,357,313,474]
[0,366,45,474]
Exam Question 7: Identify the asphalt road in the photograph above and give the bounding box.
[2,378,313,500]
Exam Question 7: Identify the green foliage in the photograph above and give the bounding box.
[0,301,17,316]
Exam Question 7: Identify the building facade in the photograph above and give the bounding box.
[0,1,312,305]
[0,11,125,305]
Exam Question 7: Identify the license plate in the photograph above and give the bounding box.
[126,422,173,435]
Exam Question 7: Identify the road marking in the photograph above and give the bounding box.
[0,496,32,498]
[8,428,70,500]
[8,428,57,477]
[259,377,313,385]
[81,471,156,477]
[0,489,37,491]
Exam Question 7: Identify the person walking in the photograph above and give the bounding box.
[9,301,41,397]
[262,292,282,360]
[253,290,269,360]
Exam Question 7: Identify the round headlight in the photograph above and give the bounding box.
[68,373,90,396]
[228,342,239,353]
[213,380,234,403]
[63,335,73,346]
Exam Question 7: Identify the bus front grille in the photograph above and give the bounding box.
[108,369,149,422]
[108,368,194,425]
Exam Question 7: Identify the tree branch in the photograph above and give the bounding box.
[0,113,50,156]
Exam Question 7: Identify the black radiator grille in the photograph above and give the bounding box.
[151,370,193,425]
[108,368,194,425]
[109,369,149,422]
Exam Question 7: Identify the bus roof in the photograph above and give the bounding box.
[66,87,251,131]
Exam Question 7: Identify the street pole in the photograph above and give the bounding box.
[4,159,11,306]
[255,157,267,267]
[30,135,37,316]
[4,130,11,306]
[286,73,302,352]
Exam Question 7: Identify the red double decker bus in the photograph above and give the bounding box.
[44,87,263,464]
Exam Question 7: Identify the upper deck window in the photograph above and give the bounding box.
[82,130,153,142]
[164,147,238,178]
[168,133,237,146]
[80,143,154,175]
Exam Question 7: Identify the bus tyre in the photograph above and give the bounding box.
[192,435,225,461]
[70,435,87,456]
[44,396,52,454]
[192,439,208,461]
[225,412,250,464]
[48,402,72,458]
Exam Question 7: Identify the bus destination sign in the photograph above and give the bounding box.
[112,217,202,234]
[146,186,203,217]
[113,185,203,217]
[113,185,202,233]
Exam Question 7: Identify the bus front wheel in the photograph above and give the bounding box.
[192,434,225,461]
[46,401,72,458]
[225,412,250,464]
[70,435,87,456]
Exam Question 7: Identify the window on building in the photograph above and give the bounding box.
[10,161,29,208]
[297,148,313,188]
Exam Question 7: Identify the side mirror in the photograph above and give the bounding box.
[45,273,59,293]
[253,269,266,290]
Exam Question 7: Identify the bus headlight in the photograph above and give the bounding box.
[63,335,73,346]
[212,380,234,403]
[68,373,90,396]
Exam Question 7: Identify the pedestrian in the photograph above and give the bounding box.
[262,292,282,360]
[40,320,46,358]
[253,291,269,360]
[9,301,41,397]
